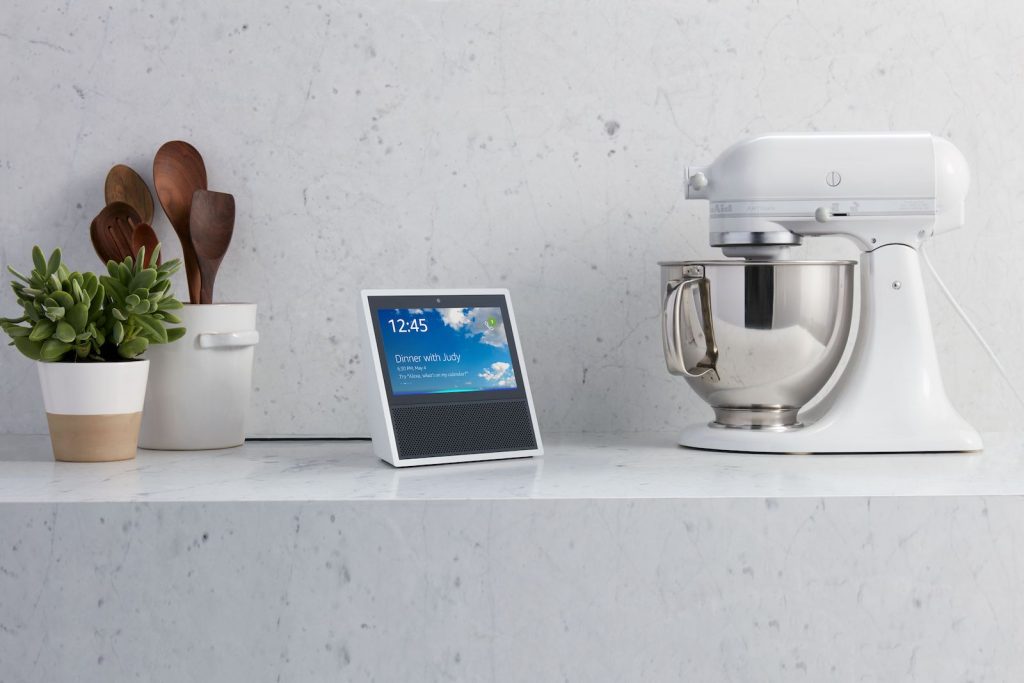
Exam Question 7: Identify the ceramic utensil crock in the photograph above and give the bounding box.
[139,303,258,450]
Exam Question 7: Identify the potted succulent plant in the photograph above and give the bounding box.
[0,246,185,462]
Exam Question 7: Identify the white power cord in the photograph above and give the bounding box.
[920,243,1024,408]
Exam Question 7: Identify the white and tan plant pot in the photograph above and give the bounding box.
[139,303,259,450]
[37,360,150,462]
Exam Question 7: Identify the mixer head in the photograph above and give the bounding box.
[686,132,970,258]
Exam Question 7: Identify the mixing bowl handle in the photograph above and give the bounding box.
[663,273,719,380]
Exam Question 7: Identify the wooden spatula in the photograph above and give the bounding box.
[189,190,235,305]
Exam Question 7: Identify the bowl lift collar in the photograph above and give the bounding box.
[679,133,981,453]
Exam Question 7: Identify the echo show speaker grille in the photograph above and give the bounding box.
[390,400,537,459]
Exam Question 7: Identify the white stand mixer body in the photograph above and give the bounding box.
[678,132,982,453]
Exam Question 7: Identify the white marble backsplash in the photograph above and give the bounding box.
[2,1,1022,436]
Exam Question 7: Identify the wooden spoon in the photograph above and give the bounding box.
[153,141,207,304]
[190,190,235,305]
[131,222,162,268]
[90,202,141,265]
[104,164,155,224]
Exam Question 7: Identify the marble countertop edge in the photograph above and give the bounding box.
[0,431,1021,504]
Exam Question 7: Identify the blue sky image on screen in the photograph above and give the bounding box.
[377,307,518,396]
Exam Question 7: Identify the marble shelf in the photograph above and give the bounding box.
[1,431,1023,503]
[2,432,1024,682]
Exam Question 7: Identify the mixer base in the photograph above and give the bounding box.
[679,416,982,454]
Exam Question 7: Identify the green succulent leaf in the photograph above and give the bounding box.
[83,273,99,297]
[134,315,168,344]
[39,339,71,362]
[159,311,182,324]
[51,290,74,310]
[117,336,148,359]
[129,269,158,291]
[45,249,61,277]
[101,277,127,301]
[111,320,124,344]
[31,246,46,275]
[66,303,89,332]
[3,325,30,338]
[54,320,76,343]
[159,298,184,311]
[7,266,32,284]
[43,306,65,322]
[166,326,187,343]
[13,337,42,360]
[88,285,104,320]
[29,320,56,341]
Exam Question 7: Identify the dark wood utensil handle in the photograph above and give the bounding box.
[198,263,215,304]
[184,251,202,304]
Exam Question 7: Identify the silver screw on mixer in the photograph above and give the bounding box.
[891,281,902,290]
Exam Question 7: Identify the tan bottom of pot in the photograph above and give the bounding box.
[46,413,142,462]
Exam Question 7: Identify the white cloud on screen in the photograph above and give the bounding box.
[407,308,423,314]
[437,307,508,348]
[440,308,471,330]
[479,361,510,383]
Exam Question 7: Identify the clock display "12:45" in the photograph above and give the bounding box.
[387,317,429,333]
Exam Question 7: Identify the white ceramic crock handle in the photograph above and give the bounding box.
[197,331,260,349]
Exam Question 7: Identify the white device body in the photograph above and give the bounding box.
[681,132,982,454]
[360,288,543,467]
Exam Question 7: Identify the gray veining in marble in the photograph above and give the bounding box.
[1,1,1022,437]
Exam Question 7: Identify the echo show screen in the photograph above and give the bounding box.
[376,307,519,396]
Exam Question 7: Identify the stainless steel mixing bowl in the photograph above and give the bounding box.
[660,260,856,429]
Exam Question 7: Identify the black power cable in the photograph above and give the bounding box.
[245,436,372,442]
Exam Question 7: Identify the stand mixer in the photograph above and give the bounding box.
[661,132,982,453]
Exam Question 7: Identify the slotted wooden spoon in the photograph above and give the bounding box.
[90,202,141,265]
